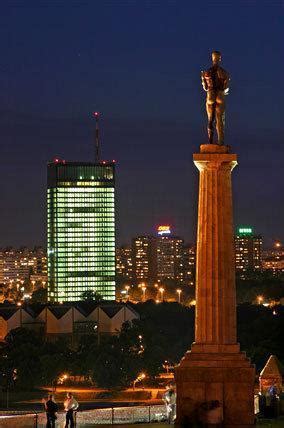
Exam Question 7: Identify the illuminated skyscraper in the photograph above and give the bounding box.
[116,246,133,280]
[132,226,186,284]
[132,236,157,284]
[156,226,184,283]
[47,160,116,302]
[235,227,262,273]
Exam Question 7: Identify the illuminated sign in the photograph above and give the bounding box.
[157,225,171,236]
[238,227,253,235]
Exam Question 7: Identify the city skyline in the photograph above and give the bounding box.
[0,2,283,248]
[0,3,283,423]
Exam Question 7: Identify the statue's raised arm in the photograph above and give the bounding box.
[201,51,230,145]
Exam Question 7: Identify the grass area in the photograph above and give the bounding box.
[0,388,155,410]
[257,418,284,427]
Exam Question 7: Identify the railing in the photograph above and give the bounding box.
[0,398,263,427]
[0,404,167,427]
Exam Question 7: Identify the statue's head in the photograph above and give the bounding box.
[212,51,221,65]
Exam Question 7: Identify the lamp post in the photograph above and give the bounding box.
[125,285,130,300]
[159,287,164,301]
[141,285,146,302]
[176,288,182,304]
[133,373,146,390]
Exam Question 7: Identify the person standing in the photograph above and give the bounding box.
[43,394,58,428]
[163,384,176,424]
[64,392,79,428]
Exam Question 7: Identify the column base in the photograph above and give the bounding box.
[175,345,255,426]
[200,144,230,154]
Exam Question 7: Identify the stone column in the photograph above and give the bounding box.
[175,144,255,427]
[194,144,237,348]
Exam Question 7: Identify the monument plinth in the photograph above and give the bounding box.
[175,144,255,427]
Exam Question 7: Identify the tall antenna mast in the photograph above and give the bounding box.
[93,111,100,163]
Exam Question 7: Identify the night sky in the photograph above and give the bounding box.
[0,1,283,248]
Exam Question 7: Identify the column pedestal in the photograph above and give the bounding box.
[176,344,255,427]
[175,145,255,427]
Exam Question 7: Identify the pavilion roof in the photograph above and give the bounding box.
[260,355,284,378]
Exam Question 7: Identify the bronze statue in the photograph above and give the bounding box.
[201,51,230,145]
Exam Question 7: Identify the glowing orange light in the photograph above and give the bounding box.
[157,225,171,235]
[158,225,170,231]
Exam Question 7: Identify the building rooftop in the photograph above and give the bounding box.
[260,355,284,378]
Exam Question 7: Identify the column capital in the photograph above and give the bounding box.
[193,152,237,172]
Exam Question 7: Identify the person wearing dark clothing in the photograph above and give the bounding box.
[43,394,58,428]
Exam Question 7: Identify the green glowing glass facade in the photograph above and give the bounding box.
[47,161,116,302]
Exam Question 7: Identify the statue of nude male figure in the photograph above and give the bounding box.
[201,51,230,145]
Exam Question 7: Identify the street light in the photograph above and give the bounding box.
[257,295,264,305]
[133,372,146,390]
[125,285,130,300]
[176,289,182,304]
[141,284,147,302]
[159,287,165,301]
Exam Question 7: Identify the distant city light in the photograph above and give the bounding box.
[53,157,65,164]
[157,225,172,236]
[238,227,253,235]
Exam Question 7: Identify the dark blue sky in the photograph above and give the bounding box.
[0,0,283,247]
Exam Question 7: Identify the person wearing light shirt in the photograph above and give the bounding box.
[64,392,79,428]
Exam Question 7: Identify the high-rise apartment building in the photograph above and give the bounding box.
[132,236,157,284]
[235,227,262,273]
[116,246,133,280]
[132,226,187,284]
[157,235,184,282]
[47,160,115,302]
